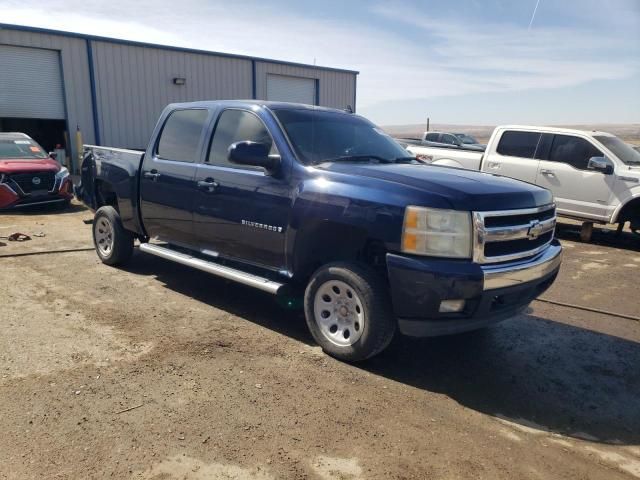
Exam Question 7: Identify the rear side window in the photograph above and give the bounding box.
[157,109,209,162]
[425,133,439,141]
[208,109,274,169]
[497,131,541,159]
[548,135,603,170]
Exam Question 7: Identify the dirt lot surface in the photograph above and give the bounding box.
[1,204,639,479]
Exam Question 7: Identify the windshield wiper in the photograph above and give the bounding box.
[393,156,418,163]
[312,155,418,165]
[312,155,395,165]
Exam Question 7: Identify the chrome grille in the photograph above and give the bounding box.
[473,204,556,264]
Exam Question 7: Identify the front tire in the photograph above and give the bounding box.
[92,206,134,266]
[304,262,396,362]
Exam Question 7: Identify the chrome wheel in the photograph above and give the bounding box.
[313,280,365,347]
[95,217,114,257]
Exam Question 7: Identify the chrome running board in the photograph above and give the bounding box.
[138,243,284,294]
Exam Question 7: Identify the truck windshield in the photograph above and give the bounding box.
[594,135,640,166]
[0,139,48,160]
[273,109,413,165]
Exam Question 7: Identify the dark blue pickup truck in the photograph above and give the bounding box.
[78,100,562,362]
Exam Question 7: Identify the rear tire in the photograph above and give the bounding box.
[93,206,134,266]
[304,262,396,362]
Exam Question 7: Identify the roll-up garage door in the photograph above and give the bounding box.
[266,74,316,105]
[0,45,65,119]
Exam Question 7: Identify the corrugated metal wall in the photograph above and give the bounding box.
[255,62,356,111]
[0,28,97,159]
[1,25,358,160]
[90,41,253,149]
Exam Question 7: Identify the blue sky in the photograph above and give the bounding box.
[2,0,639,125]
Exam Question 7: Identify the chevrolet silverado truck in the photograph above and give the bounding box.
[406,126,640,239]
[77,101,562,362]
[0,132,73,210]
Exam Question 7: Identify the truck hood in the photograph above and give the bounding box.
[0,158,61,174]
[319,162,553,211]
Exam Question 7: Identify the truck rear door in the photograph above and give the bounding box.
[193,108,290,270]
[482,130,541,184]
[140,108,210,246]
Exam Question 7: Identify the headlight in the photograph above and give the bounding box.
[401,206,472,258]
[55,167,69,179]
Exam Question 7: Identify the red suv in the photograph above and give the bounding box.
[0,133,73,210]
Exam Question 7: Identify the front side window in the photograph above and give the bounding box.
[496,131,541,159]
[440,134,458,145]
[208,110,275,169]
[425,133,439,141]
[549,135,603,170]
[157,109,209,162]
[455,133,479,145]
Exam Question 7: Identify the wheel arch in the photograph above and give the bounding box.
[94,179,119,211]
[613,196,640,225]
[291,219,388,282]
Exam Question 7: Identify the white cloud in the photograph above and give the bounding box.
[1,0,638,123]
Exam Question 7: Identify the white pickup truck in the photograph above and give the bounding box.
[405,126,640,239]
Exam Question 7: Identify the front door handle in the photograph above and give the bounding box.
[540,169,555,177]
[197,179,219,193]
[143,170,161,181]
[487,161,500,169]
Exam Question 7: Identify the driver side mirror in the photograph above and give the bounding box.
[228,141,280,173]
[48,151,57,160]
[587,156,613,174]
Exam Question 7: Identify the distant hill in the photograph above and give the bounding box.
[383,123,640,146]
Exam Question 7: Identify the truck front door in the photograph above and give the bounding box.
[140,108,210,246]
[193,108,290,270]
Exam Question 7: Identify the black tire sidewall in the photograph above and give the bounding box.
[92,206,133,265]
[304,262,395,362]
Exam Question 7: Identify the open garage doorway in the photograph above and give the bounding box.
[0,118,68,157]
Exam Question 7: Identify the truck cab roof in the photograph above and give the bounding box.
[496,125,615,138]
[165,99,351,115]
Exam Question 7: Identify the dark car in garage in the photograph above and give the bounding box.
[0,132,73,210]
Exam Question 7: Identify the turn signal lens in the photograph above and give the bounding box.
[401,206,472,258]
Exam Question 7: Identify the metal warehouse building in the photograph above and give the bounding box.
[0,23,358,169]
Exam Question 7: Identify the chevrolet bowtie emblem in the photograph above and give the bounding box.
[526,219,544,240]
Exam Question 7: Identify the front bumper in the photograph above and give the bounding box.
[387,240,562,337]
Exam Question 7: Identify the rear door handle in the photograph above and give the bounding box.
[540,169,555,177]
[143,170,161,181]
[197,179,219,193]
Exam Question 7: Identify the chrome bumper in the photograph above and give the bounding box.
[482,242,562,290]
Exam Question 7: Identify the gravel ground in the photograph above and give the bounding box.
[1,203,639,479]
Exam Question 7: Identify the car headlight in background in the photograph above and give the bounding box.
[401,206,472,258]
[55,167,69,180]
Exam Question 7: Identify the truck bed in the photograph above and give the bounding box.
[78,145,145,235]
[403,142,484,170]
